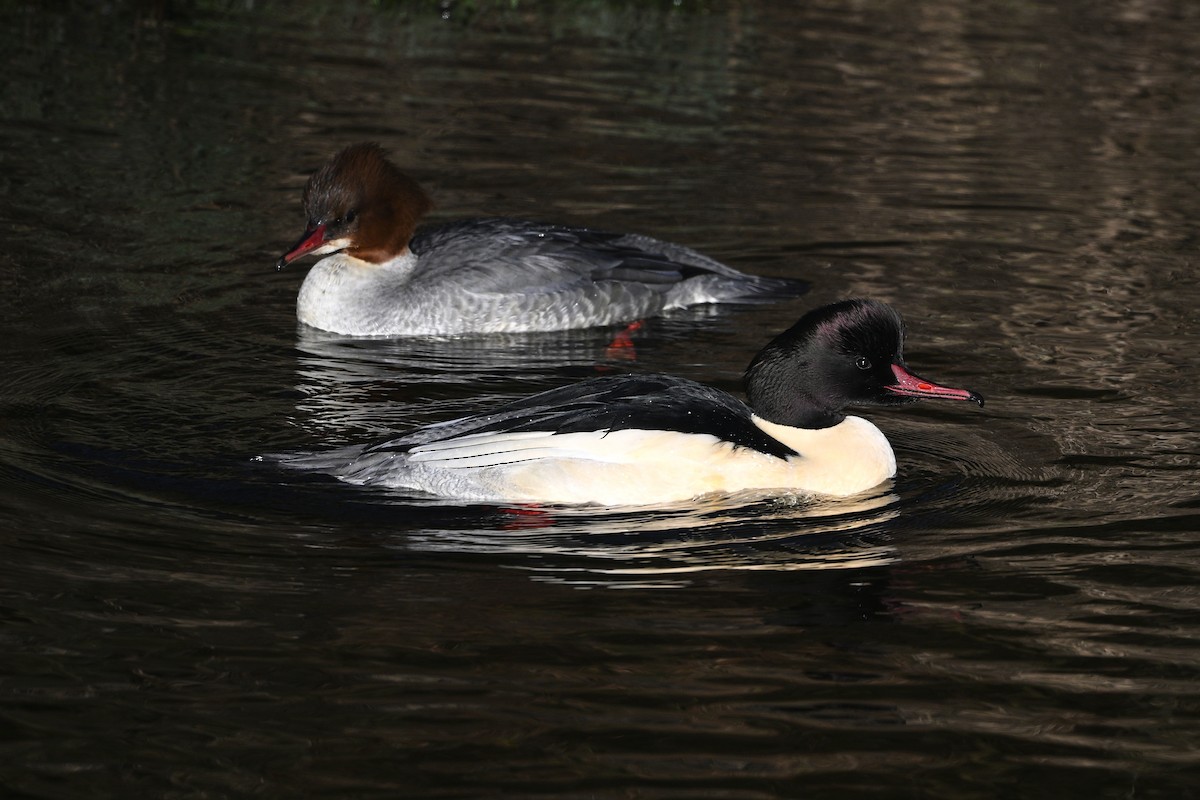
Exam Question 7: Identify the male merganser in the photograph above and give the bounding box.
[289,299,984,505]
[278,143,806,336]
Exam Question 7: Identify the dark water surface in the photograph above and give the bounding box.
[4,1,1200,797]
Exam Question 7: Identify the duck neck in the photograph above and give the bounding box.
[755,395,845,431]
[744,352,845,430]
[315,248,418,278]
[375,248,420,274]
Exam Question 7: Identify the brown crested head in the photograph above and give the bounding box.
[297,142,434,264]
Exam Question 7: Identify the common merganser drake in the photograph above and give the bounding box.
[288,300,984,505]
[277,143,806,336]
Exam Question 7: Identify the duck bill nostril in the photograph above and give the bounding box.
[886,363,984,406]
[278,223,328,269]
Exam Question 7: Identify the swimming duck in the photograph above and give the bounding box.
[290,299,984,504]
[278,143,805,335]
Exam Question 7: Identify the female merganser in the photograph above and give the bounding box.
[291,299,984,505]
[278,143,805,336]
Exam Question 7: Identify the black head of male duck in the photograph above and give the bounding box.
[745,298,983,431]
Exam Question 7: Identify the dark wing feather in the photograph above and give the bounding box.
[410,218,806,297]
[368,374,798,460]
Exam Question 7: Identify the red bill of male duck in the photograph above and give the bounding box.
[277,142,806,336]
[281,299,984,505]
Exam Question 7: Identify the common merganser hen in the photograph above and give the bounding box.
[285,300,984,505]
[277,143,806,336]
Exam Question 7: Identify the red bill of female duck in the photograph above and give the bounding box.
[284,299,984,505]
[278,142,806,336]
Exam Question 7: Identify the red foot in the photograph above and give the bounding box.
[498,504,555,530]
[603,320,644,363]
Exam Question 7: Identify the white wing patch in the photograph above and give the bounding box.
[407,429,632,469]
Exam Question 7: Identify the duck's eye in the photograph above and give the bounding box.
[854,356,872,370]
[344,209,357,224]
